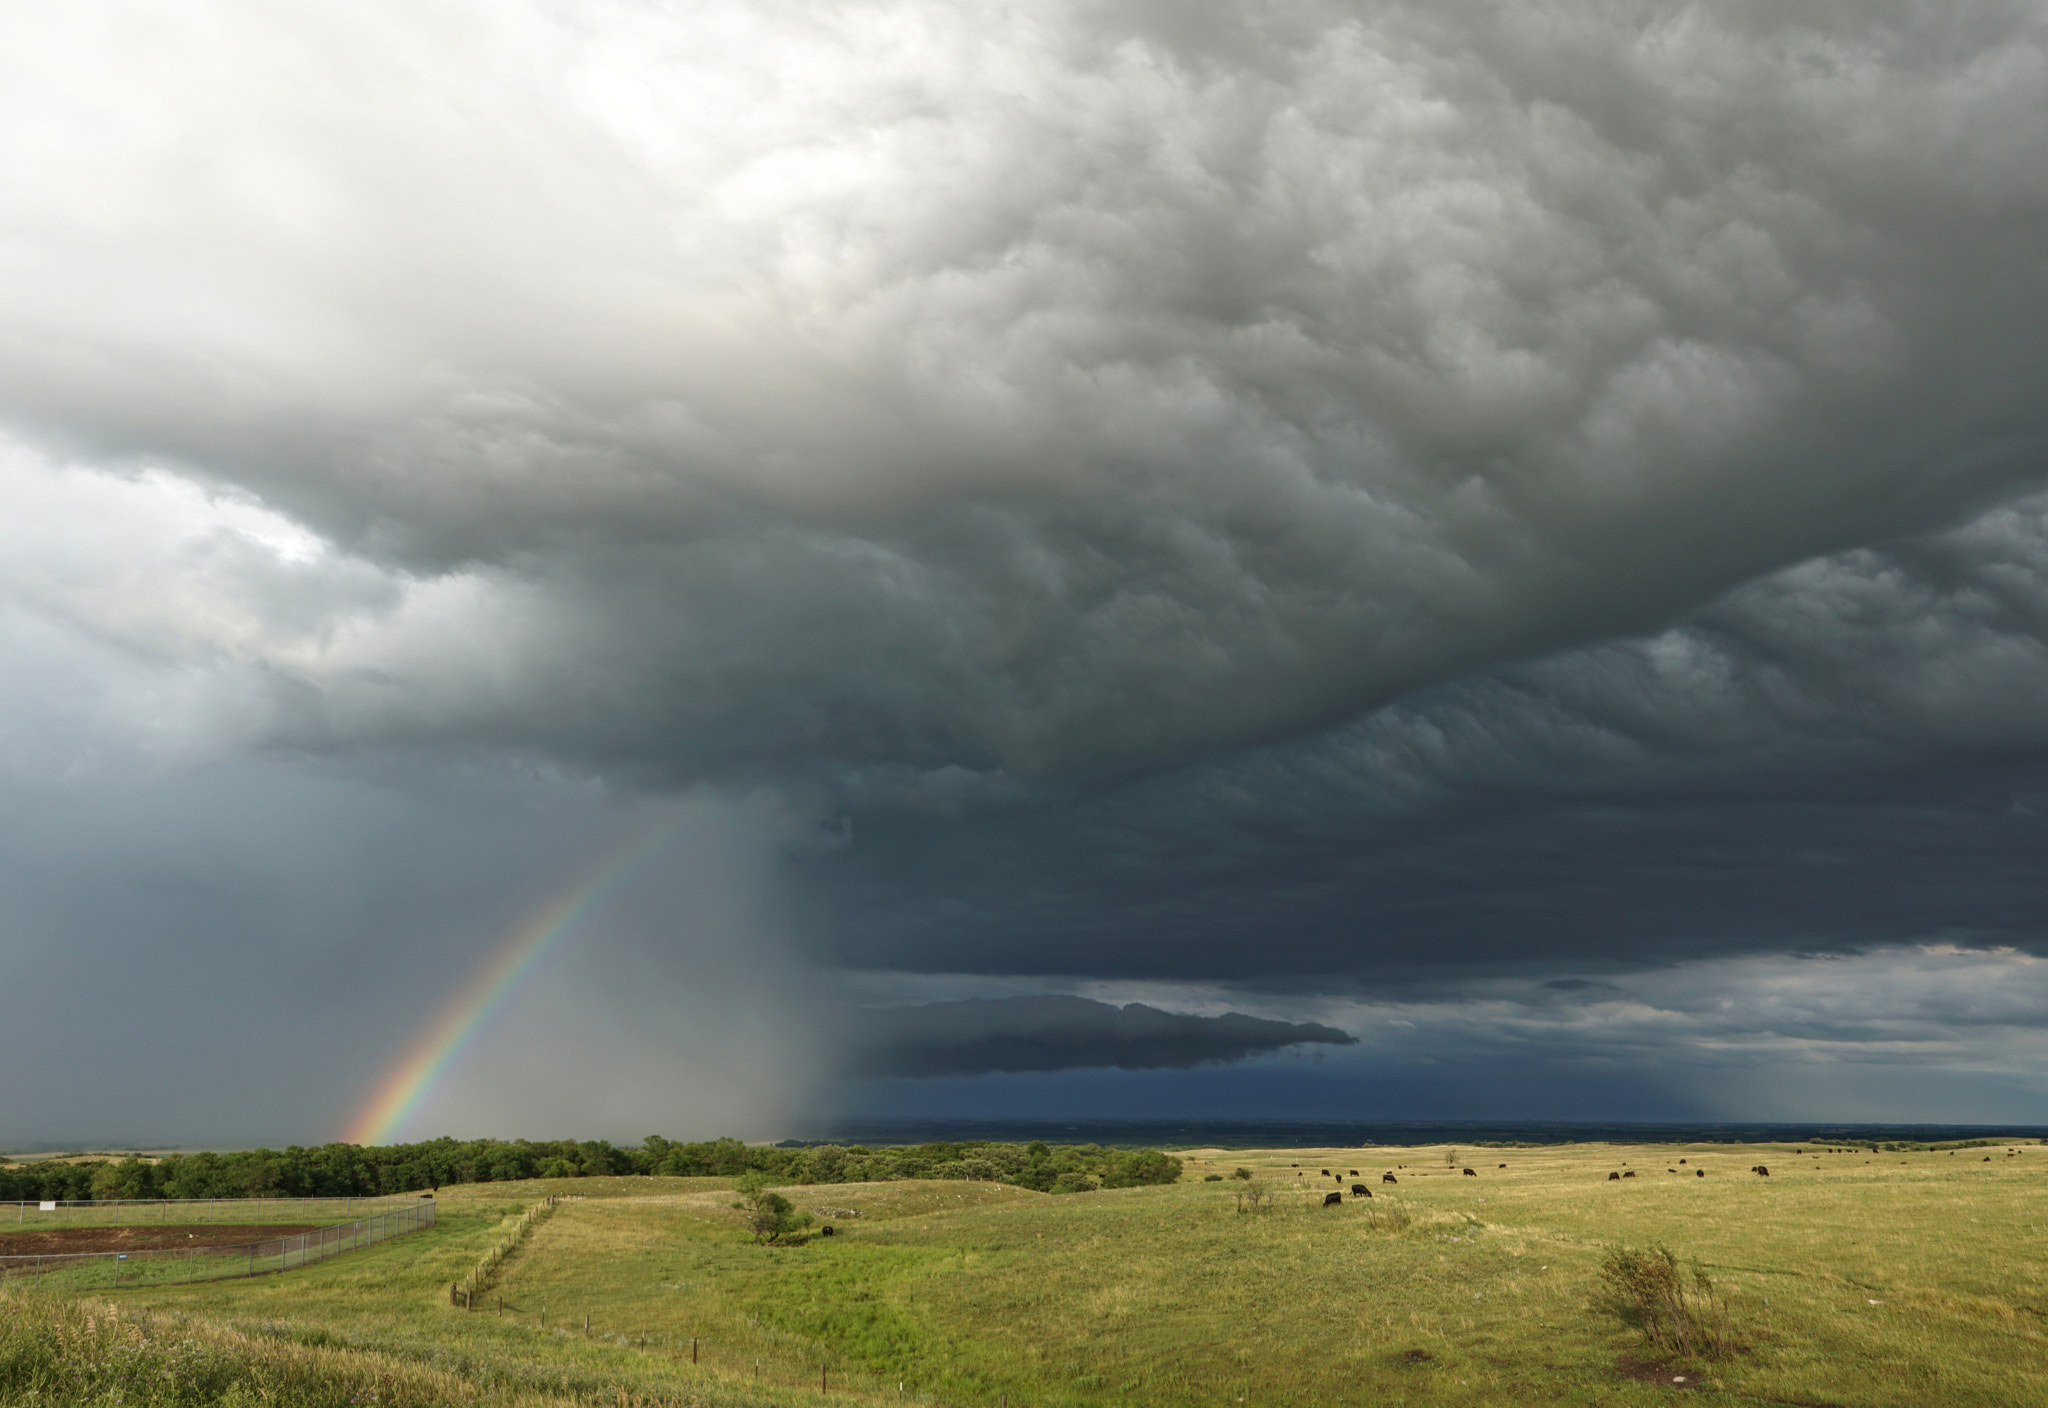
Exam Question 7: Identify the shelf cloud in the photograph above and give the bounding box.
[844,995,1358,1077]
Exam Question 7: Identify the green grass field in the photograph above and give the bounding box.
[7,1143,2044,1407]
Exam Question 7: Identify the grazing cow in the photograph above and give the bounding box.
[1623,1171,1637,1179]
[1323,1191,1342,1207]
[1462,1168,1477,1177]
[1383,1172,1398,1184]
[820,1225,835,1236]
[1608,1172,1621,1181]
[1695,1169,1706,1177]
[1349,1170,1359,1176]
[1321,1169,1331,1176]
[1678,1159,1686,1164]
[1669,1169,1678,1174]
[1498,1163,1506,1169]
[1351,1184,1371,1196]
[1753,1166,1770,1176]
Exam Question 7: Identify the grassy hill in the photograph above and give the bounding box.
[6,1140,2043,1406]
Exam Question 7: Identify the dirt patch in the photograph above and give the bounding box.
[1617,1355,1708,1390]
[0,1224,323,1256]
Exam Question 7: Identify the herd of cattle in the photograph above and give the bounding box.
[1309,1162,1507,1205]
[1273,1148,2033,1205]
[1603,1164,1771,1180]
[1293,1158,1781,1201]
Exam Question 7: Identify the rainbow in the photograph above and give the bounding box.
[342,814,686,1147]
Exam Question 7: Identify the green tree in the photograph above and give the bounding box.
[1102,1149,1182,1187]
[733,1174,812,1244]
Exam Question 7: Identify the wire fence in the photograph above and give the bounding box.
[4,1196,408,1230]
[0,1196,435,1290]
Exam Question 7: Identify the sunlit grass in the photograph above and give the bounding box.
[56,1144,2048,1407]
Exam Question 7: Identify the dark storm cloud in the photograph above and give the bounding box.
[2,1,2044,782]
[844,995,1356,1077]
[5,1,2048,1135]
[798,492,2048,984]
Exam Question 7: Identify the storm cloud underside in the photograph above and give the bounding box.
[2,0,2046,1139]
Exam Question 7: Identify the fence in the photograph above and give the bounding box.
[450,1193,561,1308]
[0,1196,435,1290]
[5,1196,404,1229]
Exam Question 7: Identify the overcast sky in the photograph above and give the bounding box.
[3,0,2046,1148]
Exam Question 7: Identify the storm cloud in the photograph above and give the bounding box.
[5,1,2046,780]
[845,995,1356,1077]
[1,1,2046,1138]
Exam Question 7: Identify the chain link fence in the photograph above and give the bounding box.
[0,1195,435,1290]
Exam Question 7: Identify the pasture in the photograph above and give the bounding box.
[11,1142,2045,1407]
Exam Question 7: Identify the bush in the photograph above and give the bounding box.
[734,1174,813,1244]
[1598,1245,1737,1361]
[1101,1149,1183,1187]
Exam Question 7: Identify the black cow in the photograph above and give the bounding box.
[1321,1169,1331,1176]
[1351,1184,1371,1196]
[1323,1191,1342,1207]
[1695,1169,1705,1177]
[820,1225,835,1236]
[1498,1163,1506,1169]
[1462,1168,1477,1177]
[1608,1172,1621,1181]
[1382,1172,1398,1184]
[1752,1165,1770,1176]
[1349,1169,1359,1176]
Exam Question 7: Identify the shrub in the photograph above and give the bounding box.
[1597,1245,1737,1361]
[734,1174,813,1244]
[1101,1149,1182,1187]
[1231,1167,1253,1181]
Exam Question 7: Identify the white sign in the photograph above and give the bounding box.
[38,1201,55,1211]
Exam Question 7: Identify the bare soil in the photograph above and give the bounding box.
[0,1224,323,1256]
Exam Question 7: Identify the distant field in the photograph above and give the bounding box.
[19,1142,2044,1407]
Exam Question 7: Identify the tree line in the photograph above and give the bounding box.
[0,1136,1181,1201]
